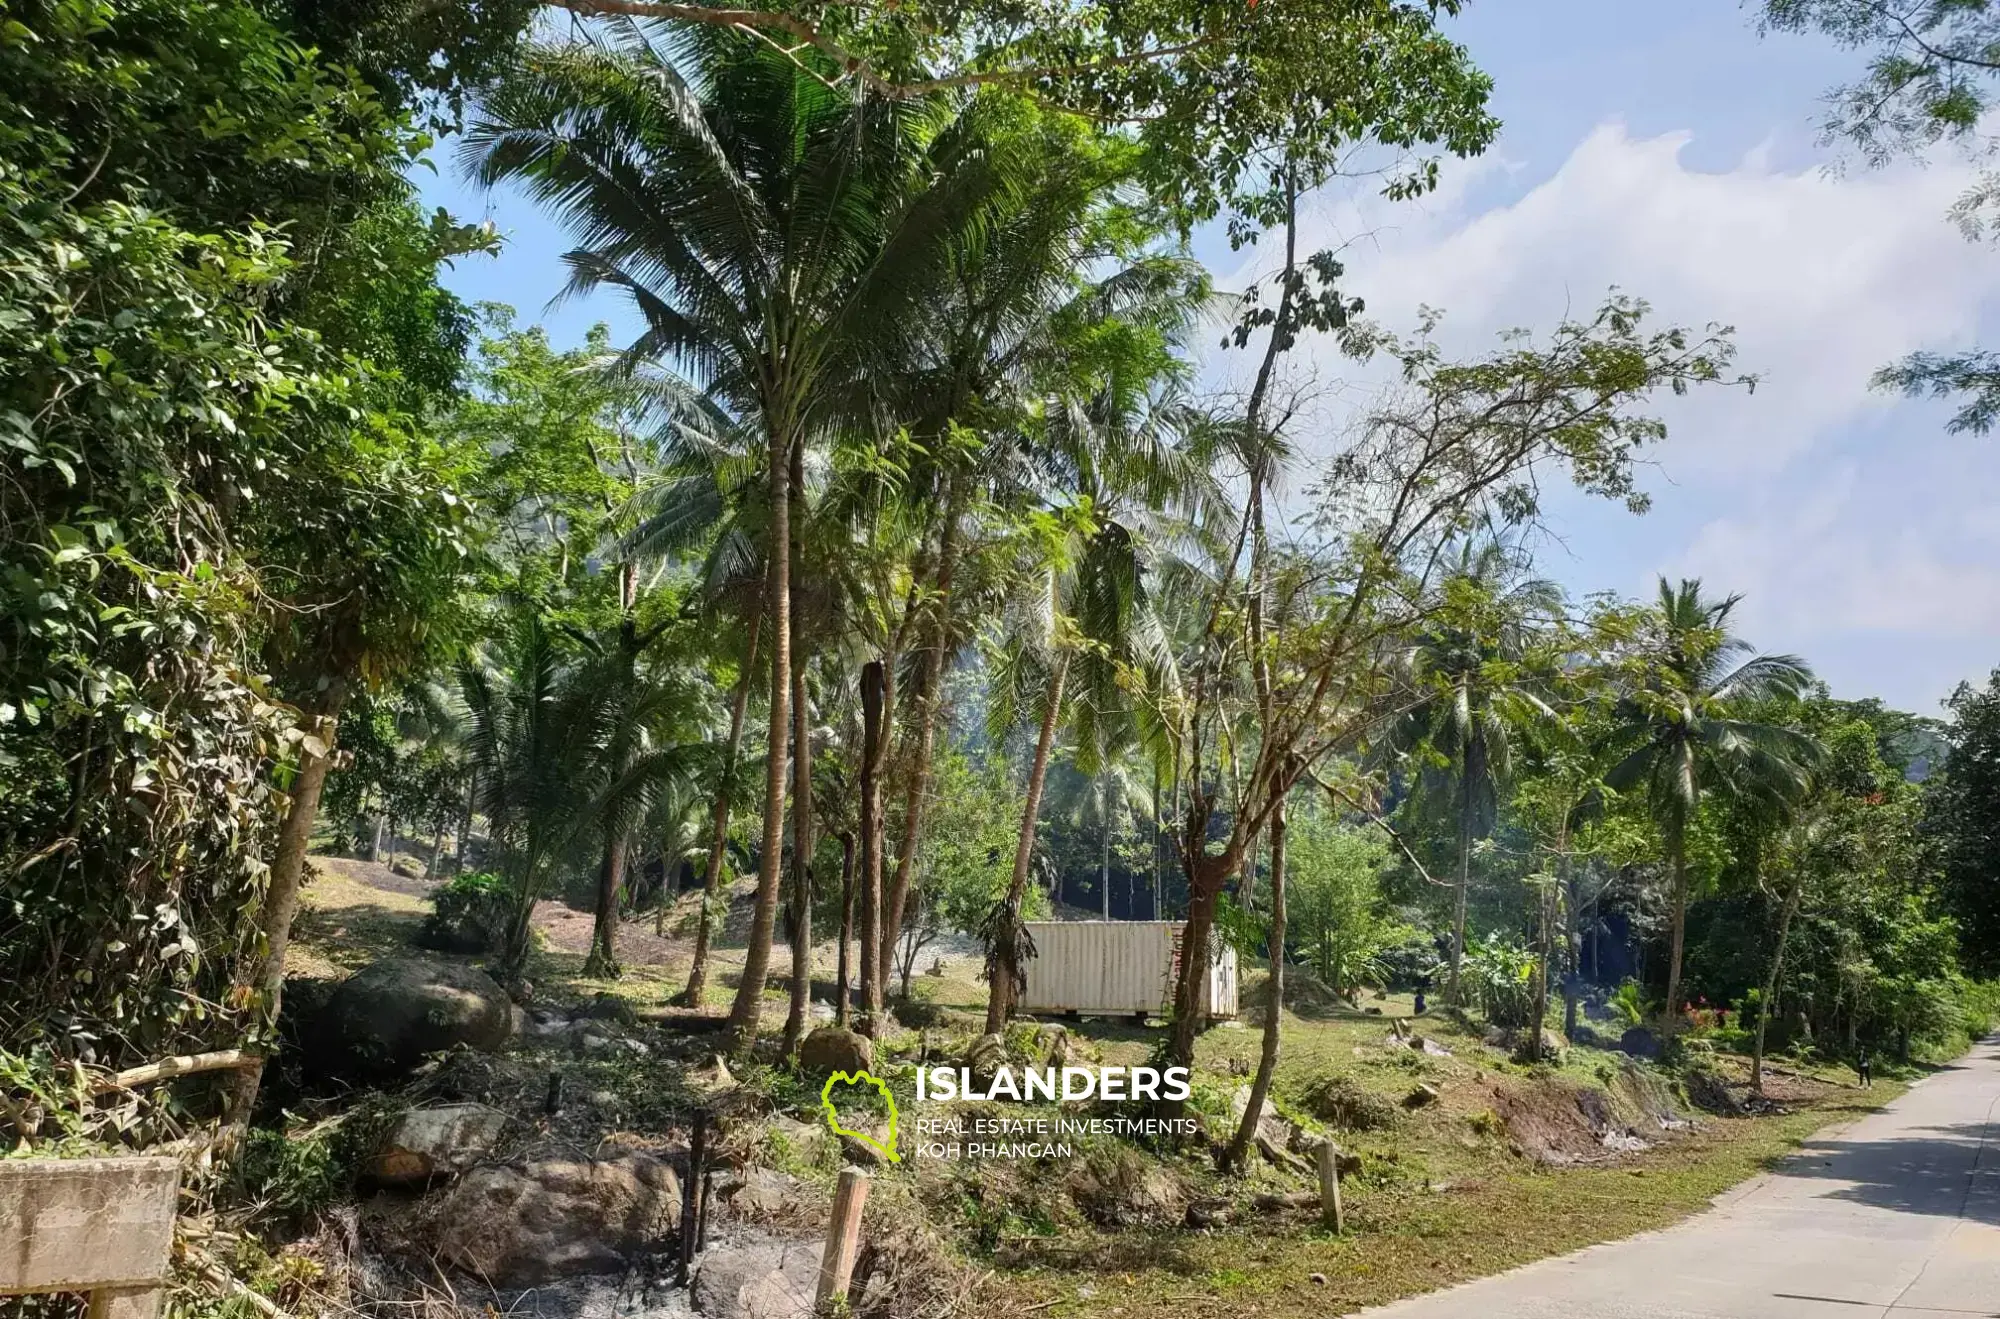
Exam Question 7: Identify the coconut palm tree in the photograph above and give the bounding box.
[868,116,1212,991]
[466,22,1008,1051]
[1396,540,1561,1004]
[1605,577,1818,1027]
[981,394,1211,1032]
[459,613,707,979]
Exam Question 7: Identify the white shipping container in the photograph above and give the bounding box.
[1018,920,1238,1019]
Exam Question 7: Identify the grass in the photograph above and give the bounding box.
[977,1084,1895,1317]
[290,856,1904,1318]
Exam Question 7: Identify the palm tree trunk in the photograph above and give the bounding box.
[782,660,814,1057]
[1562,872,1582,1039]
[679,608,759,999]
[985,652,1068,1034]
[1450,785,1472,1006]
[1151,759,1162,920]
[456,770,477,873]
[225,679,347,1125]
[1663,815,1690,1033]
[724,428,793,1056]
[858,660,888,1034]
[835,828,855,1027]
[1100,771,1112,919]
[586,834,626,977]
[1531,860,1556,1059]
[1752,865,1806,1094]
[1225,784,1286,1172]
[883,490,959,972]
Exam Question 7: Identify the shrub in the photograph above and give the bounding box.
[417,870,515,954]
[1296,1071,1400,1131]
[1459,936,1538,1028]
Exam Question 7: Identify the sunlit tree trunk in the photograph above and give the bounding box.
[1563,871,1583,1039]
[1448,722,1483,1007]
[985,653,1068,1034]
[883,489,959,974]
[782,659,814,1057]
[724,426,793,1056]
[586,836,627,977]
[1663,805,1691,1032]
[1151,760,1163,920]
[1100,771,1112,919]
[225,680,347,1124]
[1530,853,1559,1060]
[1225,782,1285,1172]
[835,828,855,1027]
[679,609,759,1002]
[455,770,477,873]
[1752,862,1805,1094]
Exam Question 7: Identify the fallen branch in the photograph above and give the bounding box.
[95,1050,259,1093]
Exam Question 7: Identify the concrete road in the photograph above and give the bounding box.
[1357,1039,2000,1318]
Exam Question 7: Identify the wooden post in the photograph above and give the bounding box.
[815,1166,870,1306]
[1317,1141,1344,1234]
[679,1110,709,1287]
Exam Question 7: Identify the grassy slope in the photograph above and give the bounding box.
[292,858,1897,1319]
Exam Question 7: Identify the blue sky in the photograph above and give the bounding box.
[416,1,2000,715]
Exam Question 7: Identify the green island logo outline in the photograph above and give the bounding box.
[820,1069,901,1163]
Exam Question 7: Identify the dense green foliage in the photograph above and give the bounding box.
[2,0,1994,1180]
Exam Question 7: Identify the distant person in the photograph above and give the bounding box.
[1857,1048,1872,1087]
[1413,988,1427,1015]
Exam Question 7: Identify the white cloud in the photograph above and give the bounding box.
[1254,122,2000,478]
[1227,122,2000,707]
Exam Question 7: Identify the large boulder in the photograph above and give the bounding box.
[437,1154,681,1285]
[318,956,515,1077]
[691,1236,819,1319]
[963,1032,1007,1085]
[798,1026,872,1077]
[365,1103,509,1185]
[1618,1025,1663,1060]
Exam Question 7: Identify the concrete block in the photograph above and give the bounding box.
[0,1157,179,1290]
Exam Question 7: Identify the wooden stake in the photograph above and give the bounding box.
[679,1110,708,1287]
[815,1166,870,1306]
[1317,1141,1344,1234]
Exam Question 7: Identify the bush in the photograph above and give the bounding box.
[1460,936,1538,1028]
[417,870,515,954]
[1295,1071,1400,1131]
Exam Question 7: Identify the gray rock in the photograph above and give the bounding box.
[579,992,639,1026]
[365,1103,508,1185]
[1619,1025,1663,1059]
[438,1154,681,1285]
[712,1165,799,1218]
[690,1237,819,1319]
[318,956,514,1077]
[963,1032,1006,1084]
[799,1025,872,1077]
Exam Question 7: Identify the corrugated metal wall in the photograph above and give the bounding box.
[1019,921,1238,1017]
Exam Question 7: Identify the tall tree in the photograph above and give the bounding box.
[1604,578,1817,1027]
[467,22,1007,1051]
[1395,542,1559,1004]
